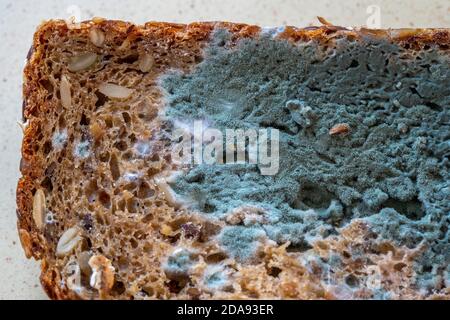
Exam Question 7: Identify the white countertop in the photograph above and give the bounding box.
[0,0,448,300]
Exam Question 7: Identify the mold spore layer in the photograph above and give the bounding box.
[162,30,450,278]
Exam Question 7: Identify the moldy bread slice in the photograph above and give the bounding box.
[18,19,450,299]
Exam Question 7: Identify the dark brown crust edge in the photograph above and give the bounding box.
[17,19,450,300]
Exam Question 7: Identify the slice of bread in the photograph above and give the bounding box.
[18,19,449,299]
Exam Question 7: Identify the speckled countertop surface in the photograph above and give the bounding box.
[0,0,448,300]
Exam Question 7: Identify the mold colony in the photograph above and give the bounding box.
[163,30,450,287]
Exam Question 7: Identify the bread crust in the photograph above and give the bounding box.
[18,19,449,300]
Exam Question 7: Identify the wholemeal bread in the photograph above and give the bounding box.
[18,19,449,299]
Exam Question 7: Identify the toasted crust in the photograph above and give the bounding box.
[18,19,450,300]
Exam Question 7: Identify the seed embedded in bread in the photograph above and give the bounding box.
[68,52,98,72]
[329,123,350,136]
[32,189,46,230]
[56,227,82,257]
[118,37,130,51]
[18,228,32,259]
[160,224,174,236]
[60,75,71,109]
[77,251,93,276]
[89,121,104,141]
[98,83,133,99]
[154,178,182,208]
[91,17,106,24]
[89,28,105,47]
[65,262,83,293]
[138,53,154,72]
[88,255,115,296]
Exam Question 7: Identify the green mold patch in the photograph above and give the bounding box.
[161,29,450,288]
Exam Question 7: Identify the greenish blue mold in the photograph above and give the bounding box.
[218,226,266,261]
[203,265,229,289]
[161,29,450,290]
[52,130,68,150]
[163,249,194,279]
[363,188,389,209]
[73,140,90,159]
